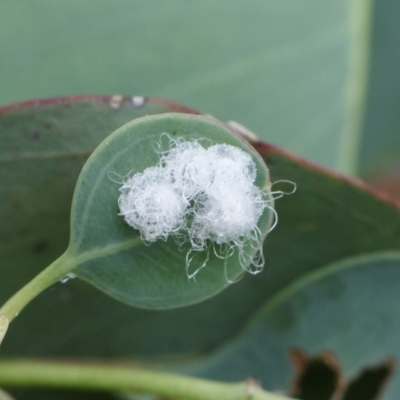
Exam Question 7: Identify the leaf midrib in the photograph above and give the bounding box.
[71,236,143,271]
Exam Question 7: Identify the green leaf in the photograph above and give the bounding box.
[0,110,273,323]
[355,0,400,201]
[358,0,400,180]
[0,96,196,307]
[188,251,400,399]
[2,99,400,361]
[254,142,400,300]
[66,112,272,309]
[0,1,360,171]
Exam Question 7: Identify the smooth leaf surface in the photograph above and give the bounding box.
[358,0,400,180]
[2,99,400,361]
[0,1,359,170]
[187,252,400,400]
[355,0,400,201]
[66,113,272,309]
[0,96,196,306]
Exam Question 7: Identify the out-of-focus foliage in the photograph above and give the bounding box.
[2,1,400,399]
[0,1,354,170]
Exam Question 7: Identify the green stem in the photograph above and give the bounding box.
[0,238,142,346]
[0,388,14,400]
[0,252,73,344]
[0,359,295,400]
[0,237,141,325]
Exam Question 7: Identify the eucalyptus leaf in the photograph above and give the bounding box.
[358,0,400,180]
[3,99,400,361]
[0,111,273,320]
[68,113,272,309]
[0,96,197,307]
[0,1,356,170]
[185,251,400,400]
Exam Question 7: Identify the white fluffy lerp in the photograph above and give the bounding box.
[118,166,187,242]
[118,137,270,277]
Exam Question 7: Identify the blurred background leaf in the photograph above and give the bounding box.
[357,0,400,196]
[3,1,400,398]
[0,0,364,171]
[2,99,400,362]
[182,252,400,400]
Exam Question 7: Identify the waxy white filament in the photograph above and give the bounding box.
[118,137,270,279]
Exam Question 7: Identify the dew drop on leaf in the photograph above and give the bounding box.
[60,273,77,284]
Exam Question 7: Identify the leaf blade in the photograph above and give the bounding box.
[187,251,400,399]
[69,113,272,309]
[0,1,355,169]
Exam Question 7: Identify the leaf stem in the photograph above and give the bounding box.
[0,388,14,400]
[0,253,73,344]
[0,238,143,346]
[0,359,295,400]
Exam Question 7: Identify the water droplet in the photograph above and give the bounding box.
[60,273,76,284]
[109,95,124,109]
[131,96,145,107]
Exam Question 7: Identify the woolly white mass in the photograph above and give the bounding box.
[118,137,271,278]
